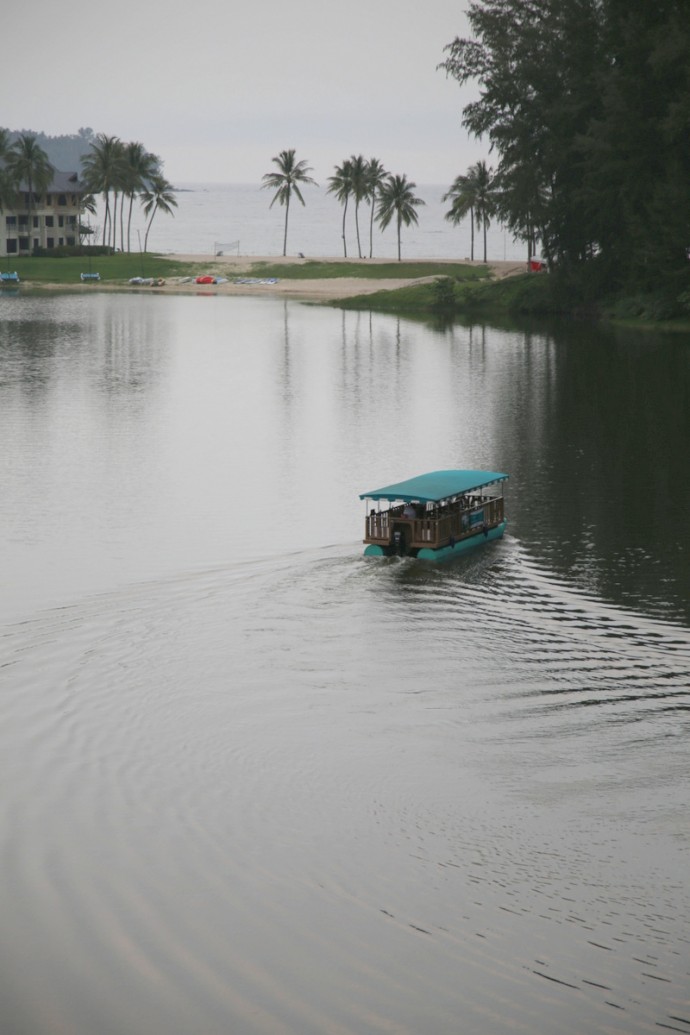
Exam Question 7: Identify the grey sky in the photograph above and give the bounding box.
[5,0,483,185]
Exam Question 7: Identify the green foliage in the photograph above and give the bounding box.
[250,260,488,282]
[32,245,114,259]
[439,0,690,298]
[443,161,496,262]
[376,174,425,260]
[431,277,457,309]
[336,271,561,316]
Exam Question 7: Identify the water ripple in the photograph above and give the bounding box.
[1,545,689,1034]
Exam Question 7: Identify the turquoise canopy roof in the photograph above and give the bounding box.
[359,469,508,503]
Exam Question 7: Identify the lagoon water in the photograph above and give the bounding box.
[1,288,689,1035]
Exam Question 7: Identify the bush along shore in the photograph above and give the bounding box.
[335,268,690,330]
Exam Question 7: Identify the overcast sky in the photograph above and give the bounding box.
[5,0,485,186]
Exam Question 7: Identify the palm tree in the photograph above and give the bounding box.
[122,142,159,252]
[0,129,18,215]
[376,174,425,261]
[443,161,495,262]
[5,133,54,253]
[443,172,477,260]
[261,149,317,257]
[81,134,124,248]
[109,140,130,251]
[141,175,177,251]
[349,154,368,259]
[78,192,98,247]
[472,161,496,263]
[327,159,353,257]
[0,167,18,217]
[365,157,387,258]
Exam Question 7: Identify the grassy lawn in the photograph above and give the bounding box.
[1,254,210,285]
[1,255,491,287]
[248,260,490,282]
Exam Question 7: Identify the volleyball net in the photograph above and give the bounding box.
[214,240,240,256]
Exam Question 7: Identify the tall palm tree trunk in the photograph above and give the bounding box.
[341,198,349,257]
[127,196,134,253]
[27,177,34,253]
[102,193,111,247]
[354,202,362,259]
[283,194,290,256]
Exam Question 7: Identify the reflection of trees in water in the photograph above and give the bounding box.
[494,321,690,622]
[0,316,65,398]
[321,304,690,621]
[0,295,169,403]
[95,298,167,397]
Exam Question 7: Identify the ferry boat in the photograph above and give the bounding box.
[360,469,508,559]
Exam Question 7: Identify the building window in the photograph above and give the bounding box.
[58,238,64,246]
[5,216,17,227]
[58,194,67,206]
[45,216,54,228]
[66,236,76,246]
[47,238,54,249]
[19,237,29,250]
[33,216,39,228]
[45,194,52,205]
[19,215,28,227]
[6,239,17,253]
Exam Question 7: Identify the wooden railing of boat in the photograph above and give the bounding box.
[364,493,505,552]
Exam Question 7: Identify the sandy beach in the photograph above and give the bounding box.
[122,255,527,302]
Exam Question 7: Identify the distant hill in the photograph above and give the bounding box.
[3,127,97,172]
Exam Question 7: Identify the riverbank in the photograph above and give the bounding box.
[6,254,689,327]
[2,254,527,302]
[175,254,528,301]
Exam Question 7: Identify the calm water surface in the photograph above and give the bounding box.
[1,291,689,1035]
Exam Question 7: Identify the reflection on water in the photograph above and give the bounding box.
[1,291,689,1034]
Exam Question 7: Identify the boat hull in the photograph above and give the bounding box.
[364,520,507,560]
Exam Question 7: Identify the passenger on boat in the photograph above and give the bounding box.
[403,503,416,518]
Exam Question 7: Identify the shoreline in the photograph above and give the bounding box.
[166,255,527,301]
[24,255,527,303]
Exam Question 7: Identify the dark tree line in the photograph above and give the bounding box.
[440,0,690,301]
[2,127,96,175]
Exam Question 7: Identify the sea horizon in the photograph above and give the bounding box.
[95,181,528,263]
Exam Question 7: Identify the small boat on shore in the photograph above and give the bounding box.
[360,469,508,559]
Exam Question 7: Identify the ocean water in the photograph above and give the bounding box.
[1,290,689,1035]
[97,181,527,262]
